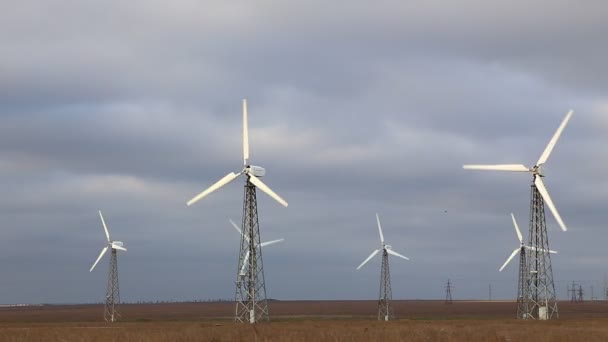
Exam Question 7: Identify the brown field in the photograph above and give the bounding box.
[0,300,607,341]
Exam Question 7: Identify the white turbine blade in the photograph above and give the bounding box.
[463,164,529,172]
[240,251,250,275]
[187,172,239,206]
[248,174,288,207]
[112,244,127,251]
[98,211,110,242]
[260,238,284,247]
[376,213,384,244]
[510,213,523,244]
[229,218,245,237]
[499,248,520,272]
[525,246,558,254]
[387,249,410,261]
[356,249,380,270]
[243,99,249,166]
[89,246,108,272]
[534,176,567,231]
[537,110,574,166]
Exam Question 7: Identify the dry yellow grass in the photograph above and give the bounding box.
[0,301,606,341]
[0,319,607,342]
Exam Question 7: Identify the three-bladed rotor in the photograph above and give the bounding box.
[186,99,288,208]
[229,219,284,276]
[356,213,409,270]
[90,211,127,272]
[463,110,573,232]
[498,213,557,272]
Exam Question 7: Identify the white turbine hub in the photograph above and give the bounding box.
[536,165,545,177]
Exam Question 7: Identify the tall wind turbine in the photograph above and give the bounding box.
[464,110,573,320]
[187,99,288,323]
[356,213,409,321]
[89,211,127,323]
[499,213,557,319]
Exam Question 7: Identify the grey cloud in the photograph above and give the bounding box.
[0,1,606,303]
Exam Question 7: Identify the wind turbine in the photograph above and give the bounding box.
[464,110,572,320]
[89,211,127,323]
[499,213,557,273]
[357,213,409,321]
[186,99,288,323]
[229,219,284,277]
[499,213,556,319]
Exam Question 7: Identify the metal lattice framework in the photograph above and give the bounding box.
[516,246,528,319]
[104,249,120,323]
[523,183,558,320]
[568,281,583,303]
[378,250,394,321]
[234,180,269,323]
[445,279,453,304]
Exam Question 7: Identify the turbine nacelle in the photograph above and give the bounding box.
[530,165,545,177]
[245,165,266,177]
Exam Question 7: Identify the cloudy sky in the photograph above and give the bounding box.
[0,1,607,304]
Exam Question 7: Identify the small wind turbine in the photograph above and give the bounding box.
[357,213,409,321]
[499,213,557,272]
[89,211,127,323]
[229,219,284,276]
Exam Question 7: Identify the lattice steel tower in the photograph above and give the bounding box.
[105,249,121,322]
[234,180,269,323]
[522,183,559,320]
[445,279,453,304]
[377,249,394,321]
[516,245,528,319]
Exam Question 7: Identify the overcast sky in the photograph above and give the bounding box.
[0,1,607,304]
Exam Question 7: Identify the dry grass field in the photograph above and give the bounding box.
[0,300,606,341]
